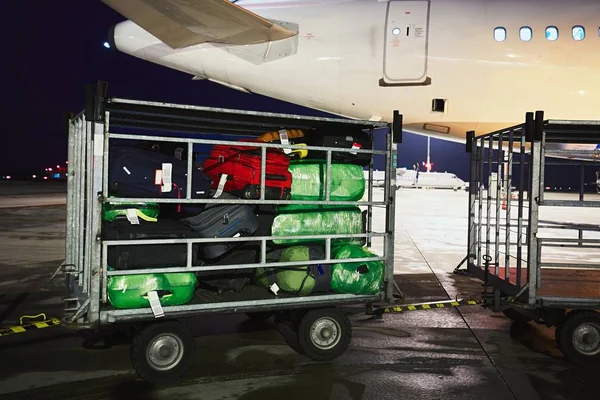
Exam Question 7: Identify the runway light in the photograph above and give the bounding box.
[6,176,11,180]
[104,41,111,49]
[48,168,53,172]
[32,175,37,179]
[56,165,60,168]
[44,176,48,180]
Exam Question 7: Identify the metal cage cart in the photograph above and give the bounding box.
[457,110,600,366]
[60,82,402,382]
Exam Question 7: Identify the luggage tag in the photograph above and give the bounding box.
[350,142,362,155]
[161,163,173,193]
[126,208,140,225]
[270,282,280,295]
[214,174,228,198]
[147,290,165,318]
[279,129,292,154]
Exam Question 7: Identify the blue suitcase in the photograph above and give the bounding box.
[108,145,212,214]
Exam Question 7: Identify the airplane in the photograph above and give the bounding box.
[365,168,467,190]
[101,0,600,159]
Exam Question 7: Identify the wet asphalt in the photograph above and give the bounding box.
[0,188,598,399]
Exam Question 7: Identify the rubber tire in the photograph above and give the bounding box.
[131,321,194,384]
[502,308,533,324]
[297,308,352,362]
[555,311,600,367]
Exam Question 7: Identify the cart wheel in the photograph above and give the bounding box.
[131,320,194,383]
[556,311,600,366]
[502,308,532,324]
[297,308,351,361]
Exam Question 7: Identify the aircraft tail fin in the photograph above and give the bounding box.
[101,0,297,49]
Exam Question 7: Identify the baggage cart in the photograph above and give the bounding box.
[59,81,403,382]
[456,110,600,366]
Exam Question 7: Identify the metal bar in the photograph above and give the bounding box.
[65,119,76,272]
[260,146,266,200]
[539,263,600,269]
[106,256,386,276]
[325,150,332,201]
[494,133,503,276]
[539,132,546,202]
[467,131,477,267]
[108,133,386,155]
[538,238,600,244]
[89,121,105,325]
[385,126,397,302]
[103,197,387,206]
[103,232,385,246]
[100,293,382,324]
[579,163,585,202]
[84,120,95,295]
[516,129,526,288]
[102,243,108,304]
[505,129,514,282]
[538,200,600,208]
[486,135,493,266]
[367,128,375,248]
[477,138,485,266]
[186,141,193,200]
[527,112,543,305]
[108,97,389,127]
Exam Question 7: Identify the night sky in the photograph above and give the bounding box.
[4,1,592,189]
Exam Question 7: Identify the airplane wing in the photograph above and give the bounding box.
[101,0,298,48]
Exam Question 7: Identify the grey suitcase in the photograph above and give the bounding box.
[182,192,260,259]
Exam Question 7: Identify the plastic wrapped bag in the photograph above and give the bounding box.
[271,207,364,245]
[330,245,383,295]
[107,272,197,309]
[287,159,365,201]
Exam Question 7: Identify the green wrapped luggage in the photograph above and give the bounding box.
[255,245,331,295]
[271,207,364,245]
[280,160,365,211]
[107,271,197,309]
[330,245,384,295]
[102,202,160,222]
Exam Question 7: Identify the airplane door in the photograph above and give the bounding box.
[383,0,430,85]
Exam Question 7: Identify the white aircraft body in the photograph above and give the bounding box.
[102,0,600,157]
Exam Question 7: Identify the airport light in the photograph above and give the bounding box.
[104,41,111,49]
[32,175,37,179]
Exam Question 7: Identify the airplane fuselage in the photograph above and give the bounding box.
[111,0,600,141]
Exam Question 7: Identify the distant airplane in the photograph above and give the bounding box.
[364,167,466,190]
[102,0,600,159]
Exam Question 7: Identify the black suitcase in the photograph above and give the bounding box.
[108,145,212,214]
[196,245,259,294]
[304,130,373,166]
[102,219,199,270]
[182,192,260,259]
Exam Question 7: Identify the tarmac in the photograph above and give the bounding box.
[0,181,598,399]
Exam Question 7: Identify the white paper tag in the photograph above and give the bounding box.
[122,166,131,175]
[279,130,292,154]
[93,134,104,156]
[161,163,172,193]
[154,169,163,185]
[270,283,280,295]
[147,291,164,318]
[350,142,361,155]
[214,174,228,198]
[126,208,140,225]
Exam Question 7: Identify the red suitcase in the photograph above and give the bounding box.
[203,142,292,199]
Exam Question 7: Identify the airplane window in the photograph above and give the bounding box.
[519,26,532,41]
[494,27,506,41]
[572,26,585,40]
[545,26,559,41]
